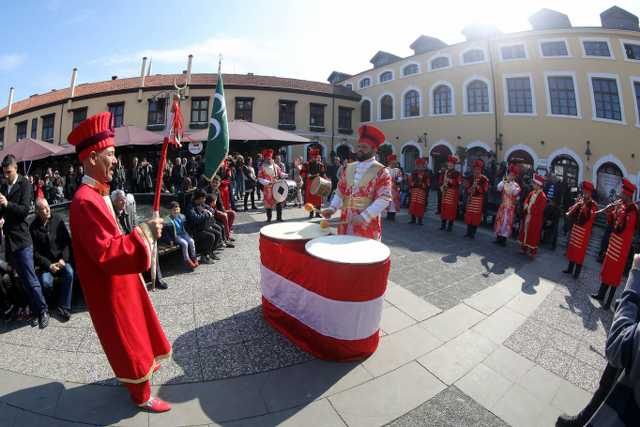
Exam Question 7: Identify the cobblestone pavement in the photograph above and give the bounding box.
[0,201,611,426]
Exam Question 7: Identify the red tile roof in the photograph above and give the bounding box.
[0,73,359,120]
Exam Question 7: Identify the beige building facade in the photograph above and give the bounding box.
[0,73,360,167]
[334,6,640,200]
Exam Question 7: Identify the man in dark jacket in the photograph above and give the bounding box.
[186,189,221,264]
[0,154,48,328]
[29,198,74,321]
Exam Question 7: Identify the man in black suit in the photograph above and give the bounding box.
[30,198,74,321]
[0,154,48,328]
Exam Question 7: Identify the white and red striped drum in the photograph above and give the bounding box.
[260,231,390,361]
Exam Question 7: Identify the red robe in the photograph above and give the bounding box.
[566,199,598,265]
[464,175,489,226]
[301,161,326,208]
[601,202,638,287]
[258,163,285,209]
[408,171,430,217]
[494,180,521,238]
[334,161,392,240]
[387,167,403,213]
[518,189,547,255]
[439,169,462,221]
[218,165,233,210]
[70,181,171,385]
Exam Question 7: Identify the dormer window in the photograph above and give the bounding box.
[430,56,450,70]
[379,71,393,83]
[402,64,419,76]
[462,49,485,64]
[359,77,371,89]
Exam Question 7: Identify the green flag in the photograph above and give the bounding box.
[203,71,229,180]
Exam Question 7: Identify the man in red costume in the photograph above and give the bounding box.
[439,155,462,232]
[258,149,287,223]
[408,158,430,225]
[518,173,548,258]
[301,148,327,218]
[385,154,402,222]
[593,179,638,310]
[494,163,521,246]
[68,112,172,412]
[463,159,489,239]
[322,125,392,240]
[563,181,598,279]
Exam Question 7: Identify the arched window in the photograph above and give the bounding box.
[403,64,419,76]
[430,56,450,70]
[403,90,420,117]
[551,155,579,189]
[380,95,394,120]
[467,80,489,113]
[596,162,624,202]
[359,78,371,89]
[402,145,420,172]
[361,100,371,122]
[430,144,452,174]
[379,71,393,83]
[463,49,485,64]
[433,85,452,115]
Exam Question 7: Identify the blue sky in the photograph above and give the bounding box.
[1,0,639,107]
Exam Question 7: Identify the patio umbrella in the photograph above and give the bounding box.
[186,120,309,145]
[52,126,165,157]
[0,138,64,162]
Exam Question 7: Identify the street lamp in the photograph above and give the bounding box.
[417,132,428,150]
[495,133,503,152]
[585,140,592,163]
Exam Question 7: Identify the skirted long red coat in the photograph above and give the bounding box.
[439,169,462,221]
[301,161,326,208]
[408,171,430,217]
[464,175,489,226]
[566,199,598,265]
[70,180,171,385]
[601,202,638,287]
[518,189,547,253]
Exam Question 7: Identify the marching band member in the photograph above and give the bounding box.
[385,154,402,222]
[463,159,489,239]
[563,181,598,279]
[408,158,430,225]
[322,125,392,240]
[494,163,521,246]
[68,112,172,412]
[518,173,547,258]
[258,149,287,223]
[439,155,462,232]
[593,179,638,310]
[301,148,326,218]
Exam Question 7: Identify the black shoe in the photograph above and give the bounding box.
[225,242,235,248]
[210,253,220,260]
[30,316,38,327]
[439,221,446,231]
[409,217,416,224]
[55,307,71,322]
[200,255,214,265]
[590,284,607,301]
[39,311,49,329]
[555,414,584,427]
[573,265,582,279]
[156,281,169,290]
[418,218,423,225]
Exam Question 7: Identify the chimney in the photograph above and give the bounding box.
[138,57,147,102]
[111,75,118,80]
[146,57,152,76]
[185,54,193,97]
[67,68,78,108]
[7,87,15,116]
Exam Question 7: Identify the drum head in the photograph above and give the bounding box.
[261,221,331,241]
[305,235,390,264]
[272,181,289,203]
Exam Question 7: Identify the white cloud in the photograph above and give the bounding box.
[0,54,26,71]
